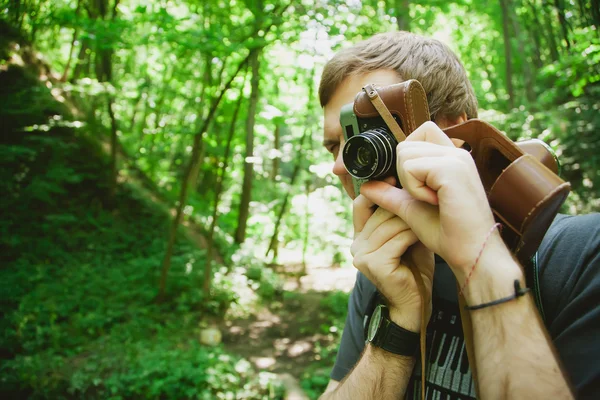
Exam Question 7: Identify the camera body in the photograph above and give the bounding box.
[340,103,403,196]
[339,80,429,196]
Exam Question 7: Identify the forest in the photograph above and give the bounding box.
[0,0,598,398]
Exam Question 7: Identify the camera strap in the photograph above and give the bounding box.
[363,84,407,141]
[362,82,428,399]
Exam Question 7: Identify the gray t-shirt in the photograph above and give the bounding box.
[330,213,600,399]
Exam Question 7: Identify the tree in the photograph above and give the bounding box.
[234,48,261,244]
[499,0,515,109]
[203,80,247,293]
[394,0,410,31]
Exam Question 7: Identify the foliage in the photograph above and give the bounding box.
[0,59,280,399]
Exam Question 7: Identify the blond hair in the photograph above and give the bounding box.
[319,31,478,120]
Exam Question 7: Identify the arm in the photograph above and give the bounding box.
[461,233,572,398]
[361,121,574,399]
[321,192,434,399]
[320,345,415,400]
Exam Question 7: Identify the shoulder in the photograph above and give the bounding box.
[536,213,600,398]
[541,213,600,245]
[537,213,600,326]
[538,213,600,277]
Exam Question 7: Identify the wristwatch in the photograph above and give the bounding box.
[367,304,419,356]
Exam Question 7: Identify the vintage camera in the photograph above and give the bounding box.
[339,102,404,196]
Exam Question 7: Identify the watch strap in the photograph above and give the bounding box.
[372,307,419,357]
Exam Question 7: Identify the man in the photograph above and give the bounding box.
[318,31,600,399]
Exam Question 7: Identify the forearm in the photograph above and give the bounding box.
[461,237,573,399]
[320,345,415,400]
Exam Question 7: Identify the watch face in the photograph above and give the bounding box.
[367,305,383,342]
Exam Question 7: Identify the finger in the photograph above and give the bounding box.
[356,230,418,282]
[401,156,477,210]
[381,175,398,187]
[353,194,376,235]
[406,121,454,147]
[371,229,419,261]
[400,158,440,205]
[364,217,411,251]
[361,206,396,239]
[360,180,438,232]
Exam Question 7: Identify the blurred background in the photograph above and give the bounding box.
[0,0,598,398]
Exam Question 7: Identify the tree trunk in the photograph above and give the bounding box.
[95,0,118,205]
[499,0,515,109]
[394,0,410,32]
[158,52,253,300]
[234,49,261,244]
[159,133,203,300]
[71,39,90,82]
[203,83,246,293]
[129,83,147,133]
[61,23,79,82]
[266,66,315,259]
[540,2,561,61]
[107,95,118,203]
[553,0,571,50]
[301,179,311,279]
[508,3,536,103]
[591,0,600,28]
[270,124,281,181]
[265,128,311,258]
[394,0,410,31]
[576,0,592,27]
[522,2,544,68]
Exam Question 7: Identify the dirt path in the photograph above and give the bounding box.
[220,263,356,398]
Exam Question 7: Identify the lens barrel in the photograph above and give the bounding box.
[342,127,398,179]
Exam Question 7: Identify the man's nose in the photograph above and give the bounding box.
[332,150,347,176]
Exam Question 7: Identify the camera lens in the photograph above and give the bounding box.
[342,127,398,179]
[356,147,374,167]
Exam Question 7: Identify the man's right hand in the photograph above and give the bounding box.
[351,193,434,332]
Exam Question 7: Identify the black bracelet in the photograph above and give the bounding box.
[465,280,531,311]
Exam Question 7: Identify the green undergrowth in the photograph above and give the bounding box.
[0,61,282,398]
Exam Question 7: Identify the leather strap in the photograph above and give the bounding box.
[362,84,407,141]
[361,84,427,399]
[406,258,428,399]
[457,286,480,398]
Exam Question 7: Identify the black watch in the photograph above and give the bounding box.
[367,304,419,356]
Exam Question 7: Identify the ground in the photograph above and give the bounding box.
[222,263,356,399]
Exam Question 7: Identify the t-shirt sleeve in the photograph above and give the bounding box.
[537,213,600,399]
[330,271,376,382]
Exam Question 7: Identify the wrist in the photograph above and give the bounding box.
[388,306,421,333]
[367,343,415,362]
[457,234,524,306]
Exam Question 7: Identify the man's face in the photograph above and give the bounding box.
[323,69,403,199]
[322,69,468,199]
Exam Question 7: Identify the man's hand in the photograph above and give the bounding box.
[351,192,434,332]
[360,121,505,283]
